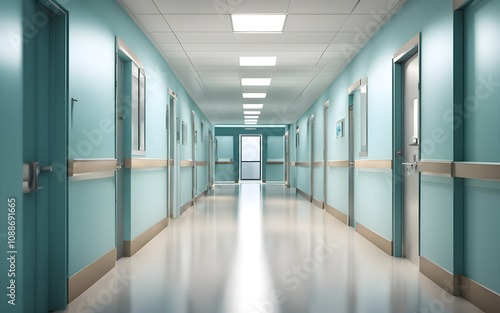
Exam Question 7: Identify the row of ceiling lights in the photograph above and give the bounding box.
[231,14,288,124]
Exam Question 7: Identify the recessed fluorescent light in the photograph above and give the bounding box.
[245,119,258,122]
[244,111,261,115]
[243,104,264,109]
[244,116,260,119]
[245,121,258,124]
[243,93,266,99]
[240,57,277,67]
[242,78,272,86]
[245,128,257,130]
[231,14,287,32]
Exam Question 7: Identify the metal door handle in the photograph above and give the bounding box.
[116,163,123,171]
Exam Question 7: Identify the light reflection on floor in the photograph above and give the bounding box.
[57,183,482,313]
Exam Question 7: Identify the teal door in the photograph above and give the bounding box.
[22,1,68,311]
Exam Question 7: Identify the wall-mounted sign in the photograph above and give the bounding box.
[336,119,344,139]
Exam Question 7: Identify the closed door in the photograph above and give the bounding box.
[115,58,125,259]
[324,104,329,205]
[23,1,68,310]
[285,131,290,187]
[208,130,213,189]
[310,115,314,199]
[240,136,261,180]
[402,52,420,265]
[168,97,176,217]
[348,106,355,227]
[192,111,197,199]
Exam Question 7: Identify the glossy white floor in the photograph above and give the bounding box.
[58,183,482,313]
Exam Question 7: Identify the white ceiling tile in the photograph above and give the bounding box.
[284,15,348,32]
[121,0,160,14]
[228,0,290,13]
[331,32,358,44]
[288,0,359,14]
[276,59,319,66]
[164,15,232,32]
[194,65,239,72]
[339,14,385,32]
[353,0,406,14]
[190,58,239,66]
[233,33,283,43]
[158,42,184,51]
[135,14,172,32]
[154,0,229,14]
[278,43,329,52]
[182,43,280,52]
[280,32,335,43]
[277,51,324,59]
[322,51,351,59]
[150,32,178,43]
[175,32,234,43]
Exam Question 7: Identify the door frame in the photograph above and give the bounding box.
[309,115,315,201]
[392,33,421,258]
[324,101,329,206]
[285,130,290,187]
[208,130,213,189]
[167,93,178,217]
[192,110,197,199]
[348,105,355,227]
[239,134,263,181]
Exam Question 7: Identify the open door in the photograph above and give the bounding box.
[393,34,421,264]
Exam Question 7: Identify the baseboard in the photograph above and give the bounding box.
[180,200,193,215]
[194,190,207,202]
[356,222,393,256]
[419,256,459,295]
[296,188,312,202]
[124,217,169,257]
[312,197,324,209]
[68,248,116,303]
[419,257,500,312]
[461,275,500,313]
[325,204,348,224]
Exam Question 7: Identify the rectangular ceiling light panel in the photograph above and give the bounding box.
[231,14,287,32]
[240,57,277,66]
[241,78,272,86]
[244,111,261,115]
[243,93,267,98]
[243,104,264,109]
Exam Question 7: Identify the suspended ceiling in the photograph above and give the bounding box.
[117,0,407,124]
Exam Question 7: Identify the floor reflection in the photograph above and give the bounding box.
[57,183,482,313]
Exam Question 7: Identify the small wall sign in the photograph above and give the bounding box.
[336,119,344,139]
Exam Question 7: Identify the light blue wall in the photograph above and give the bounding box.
[0,1,25,312]
[462,0,500,294]
[64,0,212,276]
[291,0,455,244]
[267,136,284,182]
[69,178,116,276]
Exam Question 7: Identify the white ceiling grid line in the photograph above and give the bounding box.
[117,0,407,124]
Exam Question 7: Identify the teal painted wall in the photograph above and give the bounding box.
[290,0,455,245]
[266,136,285,182]
[0,1,26,312]
[63,0,212,277]
[462,0,500,294]
[215,136,235,181]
